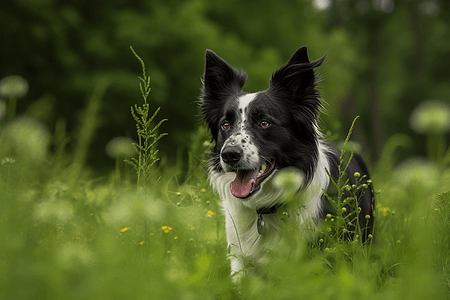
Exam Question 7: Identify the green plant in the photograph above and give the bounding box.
[321,116,374,246]
[0,75,29,124]
[125,46,168,188]
[434,192,450,282]
[72,78,109,179]
[409,100,450,164]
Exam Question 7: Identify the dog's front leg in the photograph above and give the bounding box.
[223,205,254,280]
[228,249,245,281]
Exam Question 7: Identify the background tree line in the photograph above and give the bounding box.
[1,0,448,173]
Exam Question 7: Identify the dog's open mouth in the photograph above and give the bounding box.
[230,159,276,199]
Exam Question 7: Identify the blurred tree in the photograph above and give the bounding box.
[1,0,448,172]
[321,0,449,162]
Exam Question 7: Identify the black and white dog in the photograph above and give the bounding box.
[200,46,374,278]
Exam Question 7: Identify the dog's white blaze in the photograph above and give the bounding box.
[237,93,257,126]
[220,92,260,171]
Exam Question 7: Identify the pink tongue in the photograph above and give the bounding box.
[230,169,258,198]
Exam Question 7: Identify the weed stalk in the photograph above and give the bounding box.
[322,116,373,247]
[125,46,168,190]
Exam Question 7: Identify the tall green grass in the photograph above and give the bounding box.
[0,64,450,299]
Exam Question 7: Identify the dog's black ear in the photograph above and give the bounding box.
[201,50,247,137]
[202,50,247,99]
[287,46,311,65]
[269,46,326,95]
[268,46,326,129]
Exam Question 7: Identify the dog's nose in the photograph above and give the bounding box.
[221,146,243,166]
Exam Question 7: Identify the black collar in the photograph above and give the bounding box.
[256,204,283,235]
[256,203,282,215]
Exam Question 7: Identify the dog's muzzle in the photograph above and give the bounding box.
[220,146,276,199]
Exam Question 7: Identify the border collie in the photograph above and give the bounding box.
[200,46,374,278]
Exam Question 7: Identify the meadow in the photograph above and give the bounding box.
[1,55,450,300]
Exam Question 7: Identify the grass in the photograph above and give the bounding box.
[1,60,450,299]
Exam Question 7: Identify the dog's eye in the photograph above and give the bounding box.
[221,121,231,130]
[260,120,270,128]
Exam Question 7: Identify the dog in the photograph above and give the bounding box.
[200,46,374,278]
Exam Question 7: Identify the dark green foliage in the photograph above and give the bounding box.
[2,0,450,170]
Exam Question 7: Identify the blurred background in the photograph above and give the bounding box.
[1,0,449,174]
[2,2,450,298]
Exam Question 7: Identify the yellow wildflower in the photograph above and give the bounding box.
[201,188,206,193]
[381,207,390,213]
[207,210,214,216]
[162,226,173,233]
[139,241,145,245]
[121,227,131,233]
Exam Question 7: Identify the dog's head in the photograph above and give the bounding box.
[201,47,326,199]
